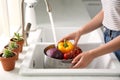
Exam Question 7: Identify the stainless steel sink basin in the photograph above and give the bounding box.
[19,43,120,76]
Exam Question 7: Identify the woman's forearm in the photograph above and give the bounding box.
[90,36,120,58]
[79,10,104,35]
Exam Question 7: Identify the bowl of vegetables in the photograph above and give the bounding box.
[44,40,82,68]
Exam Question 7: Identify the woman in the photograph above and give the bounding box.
[59,0,120,68]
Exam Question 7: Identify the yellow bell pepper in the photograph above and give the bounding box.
[58,40,74,54]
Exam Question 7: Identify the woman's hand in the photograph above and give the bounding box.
[71,51,95,68]
[58,30,81,47]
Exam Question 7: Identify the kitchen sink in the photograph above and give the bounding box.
[19,43,120,76]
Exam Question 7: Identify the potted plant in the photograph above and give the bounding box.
[10,32,24,52]
[0,49,16,71]
[4,42,20,60]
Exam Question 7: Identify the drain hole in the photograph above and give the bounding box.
[33,60,35,68]
[40,38,43,42]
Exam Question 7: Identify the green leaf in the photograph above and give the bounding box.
[2,49,15,58]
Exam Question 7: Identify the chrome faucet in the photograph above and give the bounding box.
[21,0,31,46]
[20,0,51,46]
[21,0,25,39]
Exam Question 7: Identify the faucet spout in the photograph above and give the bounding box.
[21,0,25,38]
[44,0,52,12]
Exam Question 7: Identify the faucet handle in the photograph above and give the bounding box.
[24,23,31,46]
[25,23,31,38]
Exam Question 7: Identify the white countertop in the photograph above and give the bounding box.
[0,0,120,80]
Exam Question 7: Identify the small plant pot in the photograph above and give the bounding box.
[16,40,24,52]
[10,38,24,53]
[4,45,20,60]
[0,53,16,71]
[12,47,20,60]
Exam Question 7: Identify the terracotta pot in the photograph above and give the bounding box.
[12,47,20,60]
[4,45,20,60]
[0,53,16,71]
[10,38,24,53]
[16,40,24,52]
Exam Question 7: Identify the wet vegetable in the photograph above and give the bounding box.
[64,46,82,59]
[58,40,74,54]
[46,48,64,59]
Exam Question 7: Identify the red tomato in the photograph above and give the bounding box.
[64,51,73,59]
[63,46,82,59]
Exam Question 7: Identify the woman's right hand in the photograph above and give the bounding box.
[58,30,81,47]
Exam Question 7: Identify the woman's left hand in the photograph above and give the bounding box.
[71,51,95,68]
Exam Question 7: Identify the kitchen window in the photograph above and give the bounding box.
[0,0,22,50]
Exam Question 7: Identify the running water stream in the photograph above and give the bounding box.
[44,0,57,46]
[48,12,57,45]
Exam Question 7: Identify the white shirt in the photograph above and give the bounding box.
[101,0,120,31]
